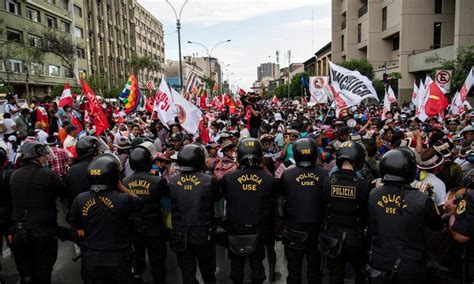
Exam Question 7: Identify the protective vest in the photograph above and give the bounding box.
[324,170,368,229]
[169,171,214,226]
[369,184,429,263]
[123,171,164,221]
[282,166,327,224]
[222,167,275,226]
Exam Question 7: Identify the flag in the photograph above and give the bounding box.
[300,75,311,97]
[199,90,207,110]
[309,76,329,104]
[450,91,466,115]
[411,82,419,107]
[185,72,200,94]
[416,77,432,121]
[170,87,202,134]
[81,80,109,136]
[213,82,218,92]
[119,73,142,114]
[154,80,178,127]
[36,106,49,132]
[381,85,396,120]
[329,61,379,104]
[143,95,154,113]
[199,119,210,144]
[272,95,280,106]
[146,80,155,91]
[71,110,83,132]
[459,67,474,101]
[327,84,362,118]
[424,80,449,117]
[58,82,73,108]
[238,88,246,96]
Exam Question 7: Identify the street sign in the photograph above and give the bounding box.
[435,70,452,92]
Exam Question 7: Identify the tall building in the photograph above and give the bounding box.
[165,56,222,90]
[257,62,280,81]
[332,0,474,100]
[0,0,89,96]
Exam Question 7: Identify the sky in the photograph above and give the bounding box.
[137,0,332,91]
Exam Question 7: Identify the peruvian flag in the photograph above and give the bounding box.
[58,82,73,108]
[81,80,109,136]
[450,91,466,115]
[143,95,154,113]
[71,110,83,132]
[272,96,280,106]
[381,85,397,120]
[199,91,208,110]
[36,106,49,132]
[213,82,218,92]
[459,67,474,101]
[424,80,449,117]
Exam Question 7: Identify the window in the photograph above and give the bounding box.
[433,22,442,49]
[393,36,400,51]
[6,28,22,42]
[26,7,40,23]
[79,70,87,79]
[341,34,344,51]
[61,0,69,10]
[435,0,442,14]
[9,59,23,73]
[28,34,41,47]
[74,5,82,17]
[46,15,57,28]
[48,65,60,77]
[31,63,43,75]
[76,48,85,58]
[74,27,83,38]
[382,6,387,31]
[64,67,74,78]
[60,21,71,33]
[358,23,362,43]
[7,1,20,15]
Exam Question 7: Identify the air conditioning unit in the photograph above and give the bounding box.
[98,32,105,38]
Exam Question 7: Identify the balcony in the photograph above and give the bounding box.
[358,4,367,17]
[341,20,346,30]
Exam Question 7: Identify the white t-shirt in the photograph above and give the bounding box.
[422,172,447,207]
[3,118,16,135]
[35,129,48,144]
[4,103,19,119]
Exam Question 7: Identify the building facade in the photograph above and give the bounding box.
[332,0,474,100]
[165,56,221,90]
[257,62,280,82]
[315,42,332,77]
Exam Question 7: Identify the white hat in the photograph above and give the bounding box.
[8,136,17,142]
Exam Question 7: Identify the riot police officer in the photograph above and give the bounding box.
[168,144,220,284]
[123,142,168,284]
[66,136,107,205]
[367,148,443,283]
[0,148,12,284]
[320,141,371,284]
[279,138,328,284]
[10,142,66,284]
[221,138,276,284]
[68,154,143,283]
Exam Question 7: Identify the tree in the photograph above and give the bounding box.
[50,84,81,98]
[131,55,161,86]
[439,45,474,95]
[274,84,288,99]
[87,75,109,96]
[339,59,375,80]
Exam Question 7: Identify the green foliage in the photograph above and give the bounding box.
[49,84,81,98]
[372,79,385,100]
[339,59,374,80]
[388,72,402,80]
[439,45,474,95]
[274,84,288,99]
[87,75,108,96]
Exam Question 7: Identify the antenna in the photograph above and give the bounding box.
[276,50,280,64]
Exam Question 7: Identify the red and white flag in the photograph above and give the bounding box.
[58,82,73,108]
[154,80,178,128]
[170,87,202,134]
[417,77,432,121]
[146,80,155,91]
[81,80,109,136]
[381,85,397,120]
[327,84,363,118]
[36,106,49,132]
[424,79,449,117]
[450,91,466,116]
[272,95,280,106]
[411,82,419,107]
[213,82,219,92]
[459,67,474,101]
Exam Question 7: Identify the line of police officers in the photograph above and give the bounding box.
[3,135,474,283]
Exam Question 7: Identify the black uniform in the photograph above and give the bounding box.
[368,183,443,283]
[321,169,371,284]
[452,189,474,281]
[221,167,276,284]
[169,171,219,284]
[0,167,12,281]
[123,171,168,283]
[68,189,143,284]
[10,161,66,284]
[65,159,92,205]
[280,164,328,284]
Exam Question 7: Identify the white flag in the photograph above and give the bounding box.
[381,85,396,120]
[417,76,433,122]
[170,87,202,134]
[450,91,466,115]
[411,82,419,107]
[329,61,379,104]
[309,76,329,104]
[154,80,177,128]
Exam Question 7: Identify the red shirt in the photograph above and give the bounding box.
[49,146,70,177]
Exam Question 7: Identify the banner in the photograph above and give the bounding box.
[154,80,178,128]
[329,61,379,103]
[81,80,109,136]
[170,87,202,134]
[309,76,329,104]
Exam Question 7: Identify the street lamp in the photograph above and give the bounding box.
[187,39,231,87]
[165,0,189,88]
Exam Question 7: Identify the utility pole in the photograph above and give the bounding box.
[287,50,291,99]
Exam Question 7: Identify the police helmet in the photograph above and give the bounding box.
[380,147,417,184]
[20,142,51,160]
[87,153,121,191]
[76,136,103,159]
[335,141,365,170]
[177,143,205,171]
[169,132,184,143]
[237,138,263,167]
[129,142,157,171]
[293,138,318,167]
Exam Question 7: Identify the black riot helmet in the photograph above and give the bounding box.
[20,142,51,160]
[129,142,157,171]
[76,136,101,159]
[293,138,318,167]
[237,138,263,167]
[380,147,417,184]
[177,143,205,172]
[87,153,121,191]
[335,141,365,170]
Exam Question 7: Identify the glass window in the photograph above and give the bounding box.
[10,59,23,73]
[382,6,387,31]
[7,1,20,15]
[64,67,74,78]
[61,0,69,10]
[60,21,71,33]
[76,48,85,59]
[31,63,43,75]
[74,5,82,17]
[6,28,22,42]
[74,27,83,38]
[358,23,362,43]
[49,65,60,77]
[435,0,442,14]
[341,34,344,51]
[79,70,87,79]
[28,34,41,47]
[393,36,400,51]
[27,7,40,22]
[46,15,57,28]
[433,22,442,49]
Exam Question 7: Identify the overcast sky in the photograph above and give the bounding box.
[137,0,331,91]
